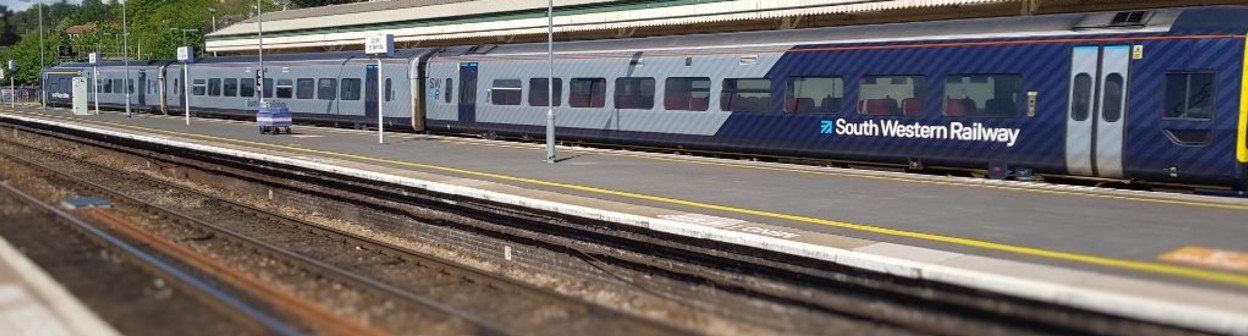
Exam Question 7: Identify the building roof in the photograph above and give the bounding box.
[205,0,1018,53]
[65,22,97,35]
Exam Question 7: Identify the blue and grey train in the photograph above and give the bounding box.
[42,6,1248,189]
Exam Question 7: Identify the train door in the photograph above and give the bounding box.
[1065,45,1130,178]
[458,62,477,123]
[137,71,147,106]
[365,64,379,121]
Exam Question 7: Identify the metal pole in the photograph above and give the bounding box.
[377,58,383,144]
[10,76,13,109]
[38,3,44,112]
[184,64,190,125]
[257,0,264,105]
[123,0,131,118]
[93,66,98,114]
[545,0,556,163]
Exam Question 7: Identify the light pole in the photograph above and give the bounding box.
[123,0,131,118]
[257,0,265,106]
[545,0,556,163]
[208,8,217,32]
[19,0,46,111]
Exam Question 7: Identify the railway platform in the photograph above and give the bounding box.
[0,233,118,336]
[3,106,1247,334]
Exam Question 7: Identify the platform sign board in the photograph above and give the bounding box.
[177,46,195,63]
[72,77,88,115]
[89,52,99,65]
[7,60,14,71]
[365,34,394,57]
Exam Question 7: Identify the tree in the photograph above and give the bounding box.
[0,28,68,85]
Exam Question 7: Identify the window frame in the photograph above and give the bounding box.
[191,79,205,96]
[207,78,221,97]
[1162,71,1216,122]
[857,75,927,117]
[240,78,255,97]
[528,78,562,107]
[489,79,523,106]
[664,77,711,112]
[296,78,315,99]
[720,78,773,113]
[275,79,294,99]
[613,77,656,110]
[941,74,1025,118]
[340,78,362,101]
[223,78,238,97]
[317,78,337,100]
[784,76,844,114]
[569,78,607,108]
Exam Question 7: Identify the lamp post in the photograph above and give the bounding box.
[122,0,131,118]
[208,8,217,32]
[19,0,45,111]
[256,0,265,106]
[545,0,556,163]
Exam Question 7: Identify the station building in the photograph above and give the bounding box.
[205,0,1248,55]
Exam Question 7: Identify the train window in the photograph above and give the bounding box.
[664,77,710,111]
[240,78,255,97]
[490,79,522,106]
[943,75,1023,117]
[445,78,453,104]
[296,78,314,99]
[128,79,135,94]
[858,76,926,116]
[275,79,293,99]
[785,77,842,114]
[1101,74,1124,122]
[263,78,274,98]
[614,77,655,109]
[385,79,393,102]
[223,78,238,97]
[192,79,205,96]
[208,78,221,96]
[103,79,112,94]
[529,78,562,107]
[1164,72,1215,121]
[1071,74,1092,121]
[317,79,336,100]
[720,78,772,113]
[569,78,606,108]
[341,78,361,101]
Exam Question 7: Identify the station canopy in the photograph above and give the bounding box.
[205,0,1238,54]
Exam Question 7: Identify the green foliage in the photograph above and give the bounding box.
[0,0,221,85]
[0,28,68,85]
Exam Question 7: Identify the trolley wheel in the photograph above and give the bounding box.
[285,127,292,134]
[258,126,266,134]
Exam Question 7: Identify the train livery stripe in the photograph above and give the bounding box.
[1239,36,1248,163]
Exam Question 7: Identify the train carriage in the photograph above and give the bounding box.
[43,6,1248,189]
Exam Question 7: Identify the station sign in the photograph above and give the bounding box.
[177,46,195,63]
[7,60,14,71]
[89,52,99,64]
[364,34,394,57]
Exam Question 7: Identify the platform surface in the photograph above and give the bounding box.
[0,234,118,336]
[4,107,1248,333]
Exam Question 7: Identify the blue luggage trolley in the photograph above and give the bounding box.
[256,101,292,135]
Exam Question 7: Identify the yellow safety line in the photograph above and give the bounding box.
[7,111,1248,287]
[64,110,1248,212]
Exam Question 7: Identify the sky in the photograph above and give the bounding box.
[0,0,84,12]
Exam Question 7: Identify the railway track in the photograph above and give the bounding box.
[0,130,694,335]
[0,119,1219,335]
[0,182,302,336]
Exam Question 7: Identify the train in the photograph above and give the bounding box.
[42,6,1248,190]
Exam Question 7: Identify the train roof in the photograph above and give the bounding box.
[51,60,172,69]
[192,48,434,65]
[443,6,1248,57]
